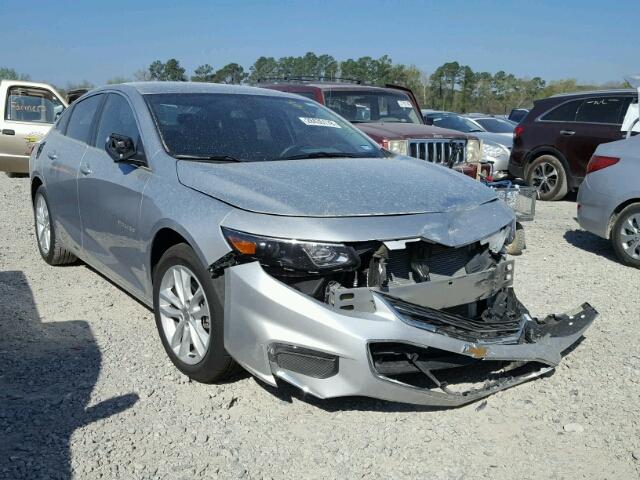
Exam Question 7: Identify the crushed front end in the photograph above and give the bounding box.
[218,226,596,407]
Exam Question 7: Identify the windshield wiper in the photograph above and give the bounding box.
[280,152,362,160]
[174,154,242,163]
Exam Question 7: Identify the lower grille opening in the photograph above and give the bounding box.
[369,342,547,393]
[269,343,339,379]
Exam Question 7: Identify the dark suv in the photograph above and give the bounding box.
[509,89,637,200]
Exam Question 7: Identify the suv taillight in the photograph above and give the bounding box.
[586,155,619,174]
[514,125,524,139]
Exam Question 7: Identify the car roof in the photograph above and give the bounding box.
[93,81,301,99]
[549,88,636,99]
[261,81,405,93]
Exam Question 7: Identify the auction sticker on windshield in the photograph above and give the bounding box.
[299,117,341,128]
[397,100,413,109]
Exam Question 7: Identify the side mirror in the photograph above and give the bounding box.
[106,133,138,163]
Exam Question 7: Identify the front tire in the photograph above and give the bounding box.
[526,154,568,201]
[152,243,238,383]
[611,204,640,269]
[33,186,77,265]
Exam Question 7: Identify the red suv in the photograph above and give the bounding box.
[259,80,482,176]
[509,89,637,200]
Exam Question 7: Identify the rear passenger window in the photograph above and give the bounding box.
[94,94,141,149]
[541,99,581,122]
[66,94,103,143]
[576,97,628,124]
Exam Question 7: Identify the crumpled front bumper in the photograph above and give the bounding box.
[223,262,596,407]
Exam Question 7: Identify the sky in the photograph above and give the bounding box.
[1,0,636,87]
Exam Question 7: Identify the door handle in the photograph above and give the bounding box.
[80,164,92,176]
[1,129,15,135]
[560,130,575,136]
[47,152,58,160]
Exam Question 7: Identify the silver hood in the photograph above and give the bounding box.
[177,157,497,217]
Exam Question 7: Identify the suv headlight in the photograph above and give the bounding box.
[466,139,482,163]
[386,139,408,156]
[222,228,360,272]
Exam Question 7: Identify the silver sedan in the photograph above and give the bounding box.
[577,133,640,268]
[30,82,595,406]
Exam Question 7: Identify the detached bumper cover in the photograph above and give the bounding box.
[223,262,596,407]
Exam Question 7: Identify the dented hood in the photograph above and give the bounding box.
[177,157,497,217]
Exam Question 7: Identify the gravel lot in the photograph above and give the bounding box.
[1,173,639,480]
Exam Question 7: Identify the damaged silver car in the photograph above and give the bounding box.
[30,82,596,406]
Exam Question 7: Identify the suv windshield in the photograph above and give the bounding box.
[427,114,484,133]
[145,93,383,162]
[323,89,422,124]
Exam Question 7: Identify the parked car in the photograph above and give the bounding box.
[509,89,638,200]
[0,80,67,174]
[30,82,595,407]
[259,80,482,177]
[467,116,516,136]
[424,111,512,179]
[577,87,640,268]
[508,108,529,123]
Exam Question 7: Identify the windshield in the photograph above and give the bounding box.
[427,114,484,133]
[145,93,383,162]
[474,118,515,133]
[323,89,422,124]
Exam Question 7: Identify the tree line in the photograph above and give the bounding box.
[1,54,629,114]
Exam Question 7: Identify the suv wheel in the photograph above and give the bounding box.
[152,243,238,383]
[526,154,568,201]
[33,186,77,265]
[611,204,640,269]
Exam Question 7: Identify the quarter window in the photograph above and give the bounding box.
[94,94,141,149]
[66,94,104,144]
[5,86,64,124]
[541,99,582,122]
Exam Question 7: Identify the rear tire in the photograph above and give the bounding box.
[33,186,77,265]
[611,204,640,269]
[152,243,238,383]
[526,154,568,201]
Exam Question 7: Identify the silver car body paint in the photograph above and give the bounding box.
[577,134,640,238]
[31,82,594,406]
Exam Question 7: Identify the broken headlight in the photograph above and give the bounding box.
[222,228,360,272]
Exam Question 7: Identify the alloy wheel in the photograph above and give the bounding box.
[158,265,211,365]
[35,194,51,255]
[619,213,640,260]
[530,162,558,196]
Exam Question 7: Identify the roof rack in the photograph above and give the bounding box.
[256,76,365,85]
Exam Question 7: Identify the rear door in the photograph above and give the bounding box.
[77,92,151,295]
[42,93,105,252]
[539,96,632,179]
[0,85,65,172]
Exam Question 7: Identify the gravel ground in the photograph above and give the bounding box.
[1,173,639,480]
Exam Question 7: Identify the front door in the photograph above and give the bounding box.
[77,93,151,295]
[0,85,65,173]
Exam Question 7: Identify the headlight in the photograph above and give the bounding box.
[466,139,482,163]
[222,228,360,272]
[386,139,408,156]
[482,141,509,160]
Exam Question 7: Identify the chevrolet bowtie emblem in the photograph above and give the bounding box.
[463,345,488,359]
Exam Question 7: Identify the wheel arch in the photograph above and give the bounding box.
[149,226,201,278]
[608,198,640,237]
[31,176,44,204]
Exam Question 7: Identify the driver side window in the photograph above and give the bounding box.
[94,94,141,151]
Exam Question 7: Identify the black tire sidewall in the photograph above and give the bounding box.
[527,155,568,201]
[33,187,57,264]
[152,243,232,382]
[611,204,640,268]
